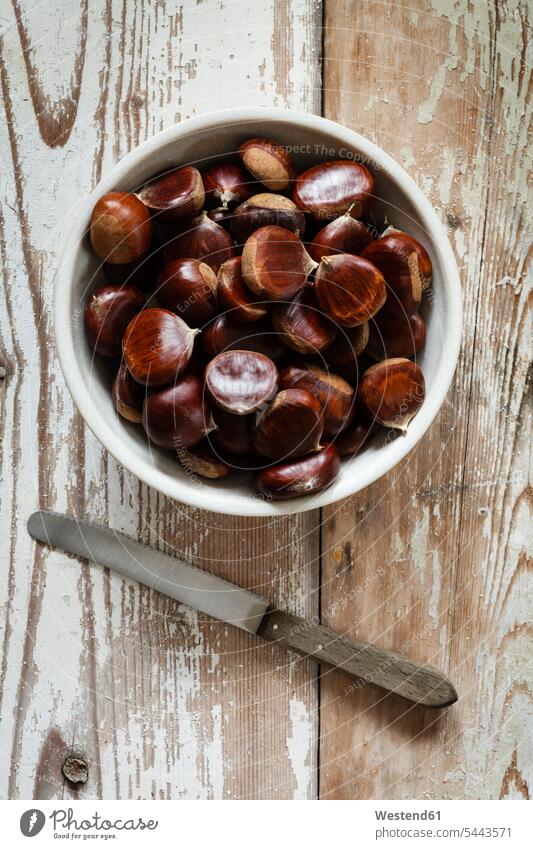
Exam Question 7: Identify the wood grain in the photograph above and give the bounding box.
[319,0,532,800]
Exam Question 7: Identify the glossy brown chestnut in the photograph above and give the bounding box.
[239,138,295,191]
[156,258,217,325]
[177,439,231,479]
[367,311,426,361]
[253,444,340,500]
[293,161,375,221]
[307,213,374,262]
[314,254,386,327]
[217,257,267,322]
[272,290,336,355]
[231,193,305,245]
[335,421,373,457]
[241,225,317,302]
[252,388,324,460]
[163,211,236,272]
[279,365,355,435]
[143,374,213,449]
[359,358,425,431]
[323,322,370,369]
[202,314,284,361]
[138,165,204,224]
[362,229,432,318]
[202,160,253,208]
[210,408,254,455]
[112,362,146,423]
[85,284,145,358]
[122,308,197,386]
[90,192,153,264]
[205,350,278,415]
[207,207,233,228]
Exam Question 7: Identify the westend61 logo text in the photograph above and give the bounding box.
[21,807,159,839]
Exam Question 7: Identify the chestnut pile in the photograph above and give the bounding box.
[85,137,431,500]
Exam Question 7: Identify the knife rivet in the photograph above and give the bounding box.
[273,624,279,631]
[317,644,323,651]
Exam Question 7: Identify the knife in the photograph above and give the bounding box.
[28,510,457,708]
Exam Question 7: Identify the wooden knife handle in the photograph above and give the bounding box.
[257,609,457,708]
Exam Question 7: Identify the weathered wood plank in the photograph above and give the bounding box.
[0,0,323,799]
[319,0,531,799]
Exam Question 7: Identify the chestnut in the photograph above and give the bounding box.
[156,258,217,325]
[367,311,426,361]
[253,444,340,500]
[362,230,432,318]
[205,350,278,415]
[335,421,374,457]
[122,307,197,386]
[359,358,425,431]
[138,165,204,224]
[231,193,305,245]
[241,225,317,302]
[279,365,354,435]
[252,388,324,460]
[163,211,236,272]
[239,138,295,191]
[314,254,386,326]
[143,374,213,449]
[293,161,375,221]
[90,192,152,264]
[177,439,231,479]
[85,283,145,358]
[202,160,253,208]
[323,322,370,369]
[112,362,146,423]
[272,290,336,355]
[207,207,233,228]
[202,314,284,361]
[217,257,267,322]
[210,408,253,455]
[307,213,374,262]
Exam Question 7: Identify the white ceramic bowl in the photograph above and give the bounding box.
[55,107,462,516]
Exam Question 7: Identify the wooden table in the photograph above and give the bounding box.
[1,0,531,800]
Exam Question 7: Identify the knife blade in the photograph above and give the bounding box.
[27,510,269,634]
[27,510,458,707]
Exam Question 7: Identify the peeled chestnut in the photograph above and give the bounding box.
[156,258,217,325]
[362,229,432,318]
[323,322,369,369]
[253,444,340,500]
[139,165,204,224]
[367,312,426,361]
[217,257,267,322]
[202,314,284,361]
[177,439,231,479]
[336,421,373,457]
[112,362,146,423]
[122,308,197,386]
[314,254,386,327]
[241,225,317,302]
[359,358,425,431]
[210,408,253,455]
[272,290,336,355]
[293,161,375,220]
[90,192,153,264]
[279,365,354,435]
[163,211,236,272]
[85,284,145,358]
[205,350,278,415]
[307,213,374,262]
[143,374,213,449]
[252,388,324,460]
[231,193,305,245]
[202,160,253,208]
[239,138,295,191]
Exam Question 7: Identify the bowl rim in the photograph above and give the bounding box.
[54,106,462,517]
